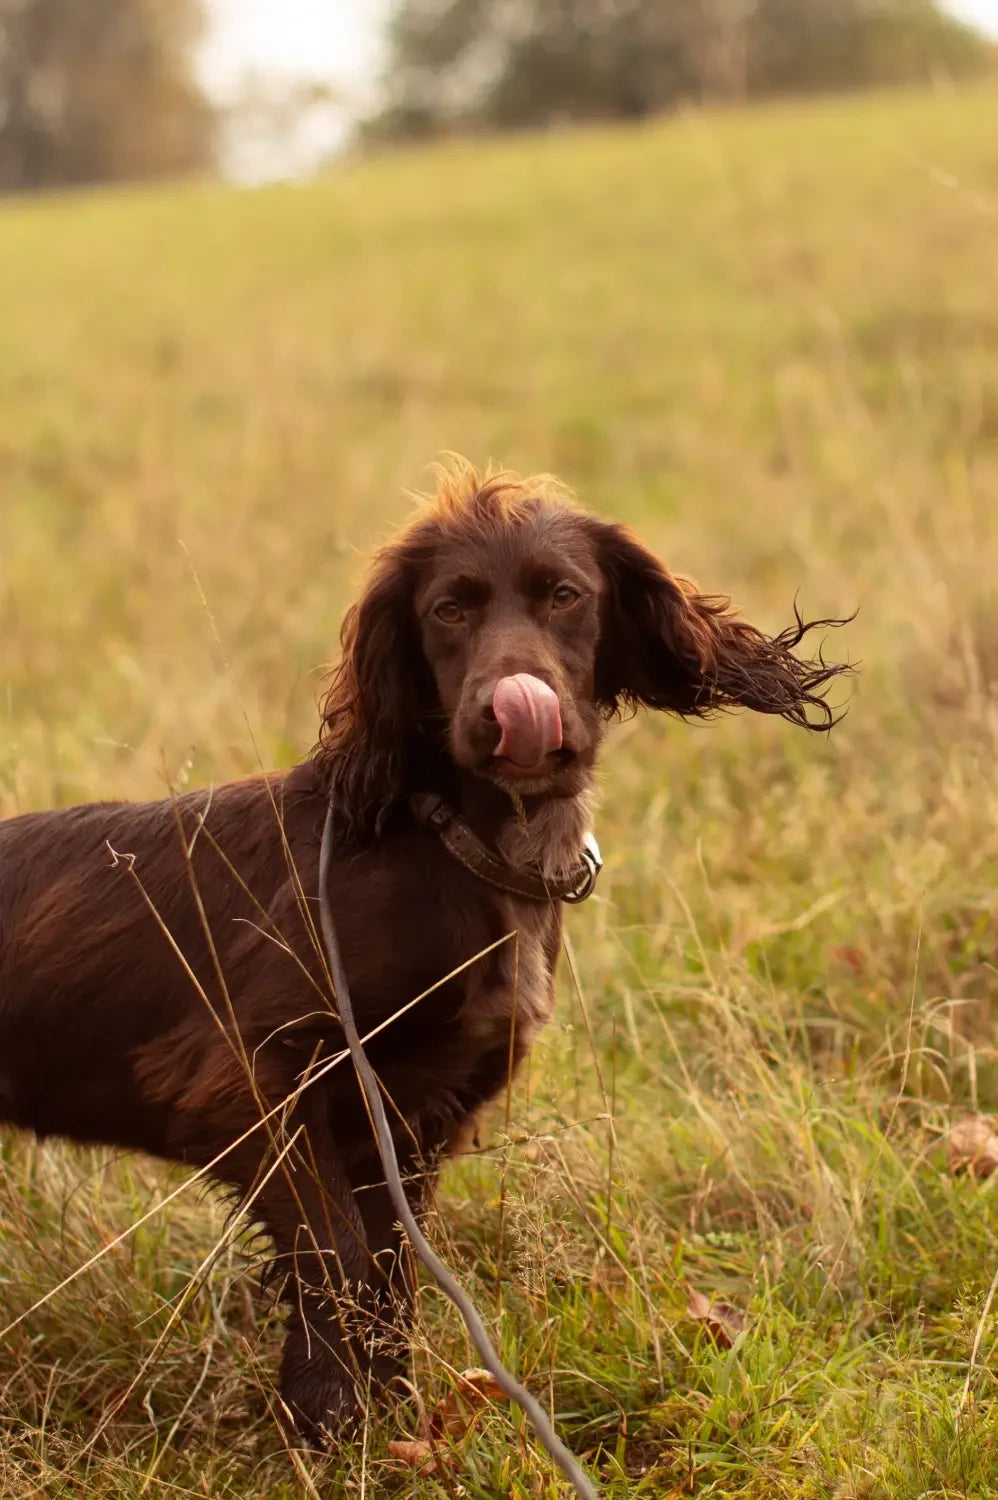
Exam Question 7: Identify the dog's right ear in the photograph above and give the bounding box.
[316,546,433,842]
[589,519,851,730]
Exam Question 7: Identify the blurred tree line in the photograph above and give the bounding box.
[366,0,993,141]
[0,0,212,191]
[1,0,991,191]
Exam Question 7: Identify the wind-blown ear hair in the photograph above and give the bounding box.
[590,521,852,729]
[314,539,436,843]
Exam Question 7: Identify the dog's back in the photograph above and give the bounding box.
[0,779,301,1151]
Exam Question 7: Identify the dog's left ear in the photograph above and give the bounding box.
[588,520,852,729]
[316,544,435,841]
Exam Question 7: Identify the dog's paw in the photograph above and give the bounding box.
[279,1371,364,1450]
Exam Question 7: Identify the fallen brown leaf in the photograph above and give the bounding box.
[686,1289,745,1348]
[387,1438,434,1473]
[831,944,866,976]
[948,1115,998,1179]
[428,1367,506,1440]
[389,1368,509,1473]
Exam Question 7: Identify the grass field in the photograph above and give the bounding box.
[2,82,998,1498]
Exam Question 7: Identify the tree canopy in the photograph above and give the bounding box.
[367,0,992,141]
[0,0,213,191]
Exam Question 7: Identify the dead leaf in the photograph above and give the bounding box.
[948,1115,998,1179]
[458,1368,505,1400]
[387,1438,434,1473]
[428,1367,507,1440]
[389,1368,508,1473]
[831,944,866,976]
[686,1289,745,1348]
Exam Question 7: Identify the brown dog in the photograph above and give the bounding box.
[0,461,848,1441]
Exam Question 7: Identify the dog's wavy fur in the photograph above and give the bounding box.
[317,458,847,844]
[0,458,850,1443]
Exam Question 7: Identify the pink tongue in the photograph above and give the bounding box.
[492,674,563,768]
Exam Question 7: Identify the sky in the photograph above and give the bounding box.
[200,0,389,101]
[952,0,998,25]
[199,0,390,177]
[200,0,998,179]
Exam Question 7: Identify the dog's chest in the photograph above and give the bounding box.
[459,904,558,1053]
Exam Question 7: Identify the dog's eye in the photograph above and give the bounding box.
[551,583,581,610]
[434,599,464,624]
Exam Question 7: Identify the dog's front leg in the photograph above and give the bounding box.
[211,1096,380,1446]
[346,1143,438,1405]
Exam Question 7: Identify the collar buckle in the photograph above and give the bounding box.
[562,832,602,904]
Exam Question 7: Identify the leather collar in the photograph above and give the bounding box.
[410,792,602,904]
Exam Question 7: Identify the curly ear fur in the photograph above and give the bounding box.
[591,522,852,729]
[315,546,436,843]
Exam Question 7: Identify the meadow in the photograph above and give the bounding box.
[1,82,997,1498]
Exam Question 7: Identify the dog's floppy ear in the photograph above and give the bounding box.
[316,545,435,842]
[589,520,851,729]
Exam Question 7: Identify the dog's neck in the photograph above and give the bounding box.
[453,771,596,884]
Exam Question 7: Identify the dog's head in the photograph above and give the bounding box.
[318,460,850,841]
